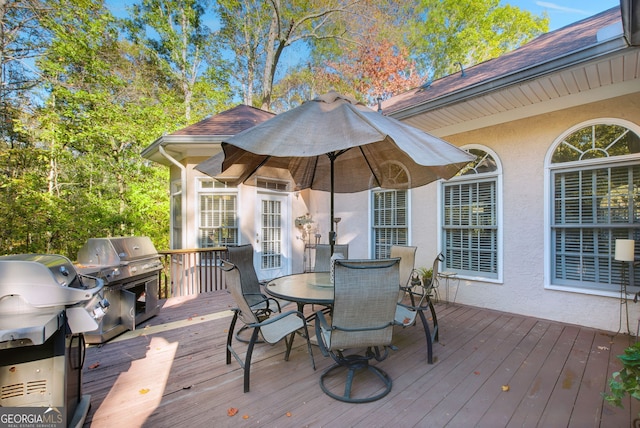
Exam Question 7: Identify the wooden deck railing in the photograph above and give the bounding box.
[157,248,229,298]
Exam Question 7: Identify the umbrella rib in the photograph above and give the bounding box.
[358,146,382,188]
[238,155,271,185]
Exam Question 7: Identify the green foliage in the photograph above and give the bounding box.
[408,0,549,79]
[605,342,640,409]
[125,0,232,121]
[417,266,433,283]
[0,0,187,258]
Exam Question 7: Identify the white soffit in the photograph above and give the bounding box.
[402,49,640,137]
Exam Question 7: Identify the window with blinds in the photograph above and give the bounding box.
[372,189,408,259]
[443,179,498,278]
[549,123,640,291]
[198,179,238,248]
[441,147,499,279]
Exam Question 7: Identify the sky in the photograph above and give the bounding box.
[505,0,621,30]
[109,1,622,31]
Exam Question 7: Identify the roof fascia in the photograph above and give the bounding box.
[141,134,231,159]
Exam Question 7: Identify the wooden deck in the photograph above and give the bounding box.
[82,290,640,427]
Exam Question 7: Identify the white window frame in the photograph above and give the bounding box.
[197,178,239,248]
[439,144,503,282]
[544,118,640,297]
[371,189,410,259]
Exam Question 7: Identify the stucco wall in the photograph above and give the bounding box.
[426,93,640,333]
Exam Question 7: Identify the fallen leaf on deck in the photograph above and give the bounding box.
[286,412,292,417]
[501,385,510,392]
[242,415,249,419]
[597,346,609,351]
[139,388,150,394]
[474,371,480,375]
[88,362,100,370]
[227,408,238,417]
[187,317,193,321]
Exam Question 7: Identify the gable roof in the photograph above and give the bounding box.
[142,104,274,165]
[382,6,628,125]
[170,104,275,137]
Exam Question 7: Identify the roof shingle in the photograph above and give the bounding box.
[170,105,275,136]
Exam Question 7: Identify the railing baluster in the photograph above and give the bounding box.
[157,248,229,298]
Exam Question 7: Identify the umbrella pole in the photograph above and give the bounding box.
[330,154,335,256]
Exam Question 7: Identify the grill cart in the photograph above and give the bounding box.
[0,254,108,428]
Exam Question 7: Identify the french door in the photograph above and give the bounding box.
[255,192,290,279]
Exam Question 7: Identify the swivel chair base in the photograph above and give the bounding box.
[319,354,392,403]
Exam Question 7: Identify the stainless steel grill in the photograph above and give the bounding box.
[0,253,108,428]
[75,236,163,344]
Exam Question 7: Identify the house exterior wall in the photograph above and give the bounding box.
[414,93,640,332]
[159,84,638,333]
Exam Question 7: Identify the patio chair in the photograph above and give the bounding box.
[227,245,276,309]
[390,245,417,292]
[223,261,315,393]
[227,245,289,342]
[394,253,443,364]
[315,258,400,403]
[314,244,349,272]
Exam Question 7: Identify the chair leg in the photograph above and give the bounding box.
[243,327,261,393]
[303,322,316,370]
[428,298,439,342]
[418,310,434,364]
[226,312,239,365]
[284,331,296,361]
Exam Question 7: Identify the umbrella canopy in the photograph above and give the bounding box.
[196,91,475,251]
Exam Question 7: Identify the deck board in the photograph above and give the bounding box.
[81,290,639,428]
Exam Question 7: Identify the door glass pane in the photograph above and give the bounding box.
[261,200,282,269]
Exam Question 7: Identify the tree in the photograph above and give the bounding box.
[270,0,547,108]
[0,0,175,256]
[325,31,424,104]
[407,0,549,79]
[0,0,47,145]
[216,0,363,110]
[126,0,231,122]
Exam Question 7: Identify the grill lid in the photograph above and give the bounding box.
[0,254,99,308]
[77,236,159,266]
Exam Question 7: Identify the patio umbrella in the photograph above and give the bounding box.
[196,91,475,253]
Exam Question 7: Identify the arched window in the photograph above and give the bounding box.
[547,120,640,291]
[440,146,502,280]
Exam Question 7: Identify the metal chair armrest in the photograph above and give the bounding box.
[249,309,306,328]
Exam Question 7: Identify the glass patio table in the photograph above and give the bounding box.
[266,272,334,315]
